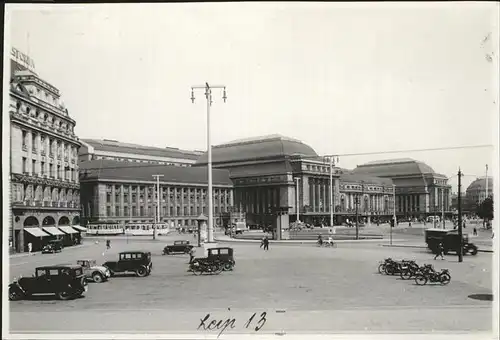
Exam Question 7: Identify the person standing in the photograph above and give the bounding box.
[434,242,445,260]
[188,247,196,264]
[28,242,33,255]
[473,227,478,236]
[263,236,269,251]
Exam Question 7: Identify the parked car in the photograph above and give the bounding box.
[103,251,152,277]
[162,240,193,255]
[76,259,111,283]
[42,240,63,254]
[9,265,88,301]
[425,228,478,255]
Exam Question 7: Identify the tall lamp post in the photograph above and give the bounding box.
[152,174,163,240]
[294,177,301,224]
[191,83,227,243]
[392,184,396,246]
[323,156,338,227]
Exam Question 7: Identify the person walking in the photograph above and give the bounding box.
[106,239,111,250]
[28,242,33,255]
[188,247,196,264]
[263,236,269,251]
[473,227,478,236]
[260,237,265,249]
[434,242,445,260]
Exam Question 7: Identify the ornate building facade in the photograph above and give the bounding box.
[9,53,81,252]
[79,160,238,229]
[351,158,452,218]
[195,134,395,228]
[79,139,203,166]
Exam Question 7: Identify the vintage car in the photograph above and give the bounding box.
[162,240,193,255]
[207,247,235,271]
[42,240,64,254]
[9,265,88,301]
[425,228,478,255]
[103,251,152,277]
[76,259,111,283]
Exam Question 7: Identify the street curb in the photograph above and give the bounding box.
[380,244,494,253]
[9,243,93,258]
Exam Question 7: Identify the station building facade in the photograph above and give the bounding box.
[79,160,239,230]
[351,158,452,219]
[79,138,203,166]
[9,52,82,253]
[194,134,396,227]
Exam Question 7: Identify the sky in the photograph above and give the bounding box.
[5,3,499,192]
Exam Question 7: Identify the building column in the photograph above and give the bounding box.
[119,185,124,216]
[136,185,141,218]
[111,185,116,217]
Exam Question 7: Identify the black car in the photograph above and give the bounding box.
[9,265,88,301]
[42,240,64,254]
[207,247,235,271]
[103,251,152,277]
[163,240,193,255]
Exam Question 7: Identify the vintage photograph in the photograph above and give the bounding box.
[3,3,499,339]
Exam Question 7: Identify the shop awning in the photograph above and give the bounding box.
[72,225,87,232]
[58,226,79,234]
[24,228,50,237]
[42,227,65,236]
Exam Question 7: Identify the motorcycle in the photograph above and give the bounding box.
[399,261,420,280]
[414,266,451,286]
[188,259,223,276]
[317,239,336,248]
[378,258,393,274]
[384,259,414,276]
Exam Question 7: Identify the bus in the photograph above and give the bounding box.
[124,223,170,236]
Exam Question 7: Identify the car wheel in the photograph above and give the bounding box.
[440,273,451,285]
[92,272,104,283]
[9,287,23,301]
[470,245,478,256]
[223,263,233,271]
[136,266,148,277]
[57,291,73,300]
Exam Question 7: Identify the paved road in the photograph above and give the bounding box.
[8,236,494,335]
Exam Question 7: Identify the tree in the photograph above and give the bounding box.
[476,197,494,221]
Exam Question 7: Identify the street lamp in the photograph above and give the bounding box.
[294,177,301,224]
[323,156,338,228]
[191,83,227,243]
[392,184,396,246]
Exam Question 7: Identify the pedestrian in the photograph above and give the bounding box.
[28,242,32,255]
[260,237,265,249]
[106,239,111,249]
[188,247,196,264]
[473,227,477,236]
[409,221,412,227]
[434,242,445,260]
[263,236,269,251]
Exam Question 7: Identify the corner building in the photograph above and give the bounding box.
[79,160,235,229]
[9,58,81,252]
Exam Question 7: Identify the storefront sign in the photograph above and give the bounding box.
[11,47,36,72]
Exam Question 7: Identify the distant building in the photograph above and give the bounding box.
[351,158,452,218]
[465,177,494,213]
[79,160,238,230]
[9,50,82,253]
[79,138,203,166]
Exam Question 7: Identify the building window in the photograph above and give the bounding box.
[124,206,129,216]
[132,206,137,216]
[41,161,45,176]
[22,157,27,173]
[176,207,181,216]
[106,206,111,216]
[22,131,27,150]
[106,193,111,203]
[140,207,144,216]
[57,165,60,179]
[32,160,36,175]
[115,206,120,217]
[169,206,174,216]
[49,164,54,177]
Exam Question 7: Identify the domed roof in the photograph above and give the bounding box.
[466,177,493,192]
[352,158,438,177]
[195,134,318,165]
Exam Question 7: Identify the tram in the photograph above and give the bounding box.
[86,223,124,236]
[124,223,170,236]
